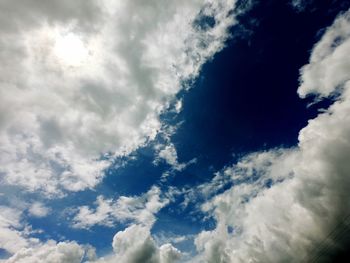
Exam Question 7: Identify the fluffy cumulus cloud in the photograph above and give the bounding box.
[0,198,50,255]
[5,222,181,263]
[28,202,50,218]
[72,186,169,229]
[192,9,350,262]
[0,0,238,196]
[2,186,181,263]
[4,226,182,263]
[0,206,39,255]
[3,240,88,263]
[88,224,181,263]
[4,186,181,263]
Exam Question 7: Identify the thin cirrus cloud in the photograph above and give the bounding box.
[0,0,238,196]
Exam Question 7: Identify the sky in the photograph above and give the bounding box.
[1,0,350,262]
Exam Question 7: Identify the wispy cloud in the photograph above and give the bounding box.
[72,186,169,229]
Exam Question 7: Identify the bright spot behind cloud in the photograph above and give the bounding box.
[53,33,89,67]
[1,1,350,263]
[0,0,237,196]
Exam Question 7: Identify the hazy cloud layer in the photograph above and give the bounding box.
[0,0,238,196]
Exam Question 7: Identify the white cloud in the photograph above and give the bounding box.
[0,206,39,255]
[0,197,49,256]
[0,191,179,262]
[155,144,189,172]
[69,186,183,262]
[112,224,160,263]
[0,0,239,196]
[159,244,182,263]
[72,186,169,229]
[0,206,182,263]
[4,240,87,263]
[298,10,350,98]
[2,226,182,263]
[153,123,197,175]
[2,224,181,263]
[28,202,50,218]
[0,195,169,262]
[192,9,350,262]
[158,145,183,170]
[174,100,183,114]
[89,224,181,263]
[155,232,194,246]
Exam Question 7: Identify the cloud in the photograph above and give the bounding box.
[111,224,160,263]
[0,0,102,34]
[0,0,238,196]
[2,194,179,263]
[159,244,182,263]
[72,186,169,229]
[2,230,182,263]
[158,145,185,171]
[28,202,50,218]
[0,198,49,255]
[298,10,350,98]
[289,0,314,13]
[154,143,192,173]
[192,9,350,262]
[3,240,88,263]
[88,224,181,263]
[3,223,181,263]
[2,224,181,263]
[70,186,182,262]
[155,232,194,246]
[0,206,39,254]
[153,123,197,179]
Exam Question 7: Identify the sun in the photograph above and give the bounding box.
[53,33,89,67]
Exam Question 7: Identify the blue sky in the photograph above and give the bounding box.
[1,0,350,262]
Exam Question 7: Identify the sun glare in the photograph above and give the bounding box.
[53,33,89,67]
